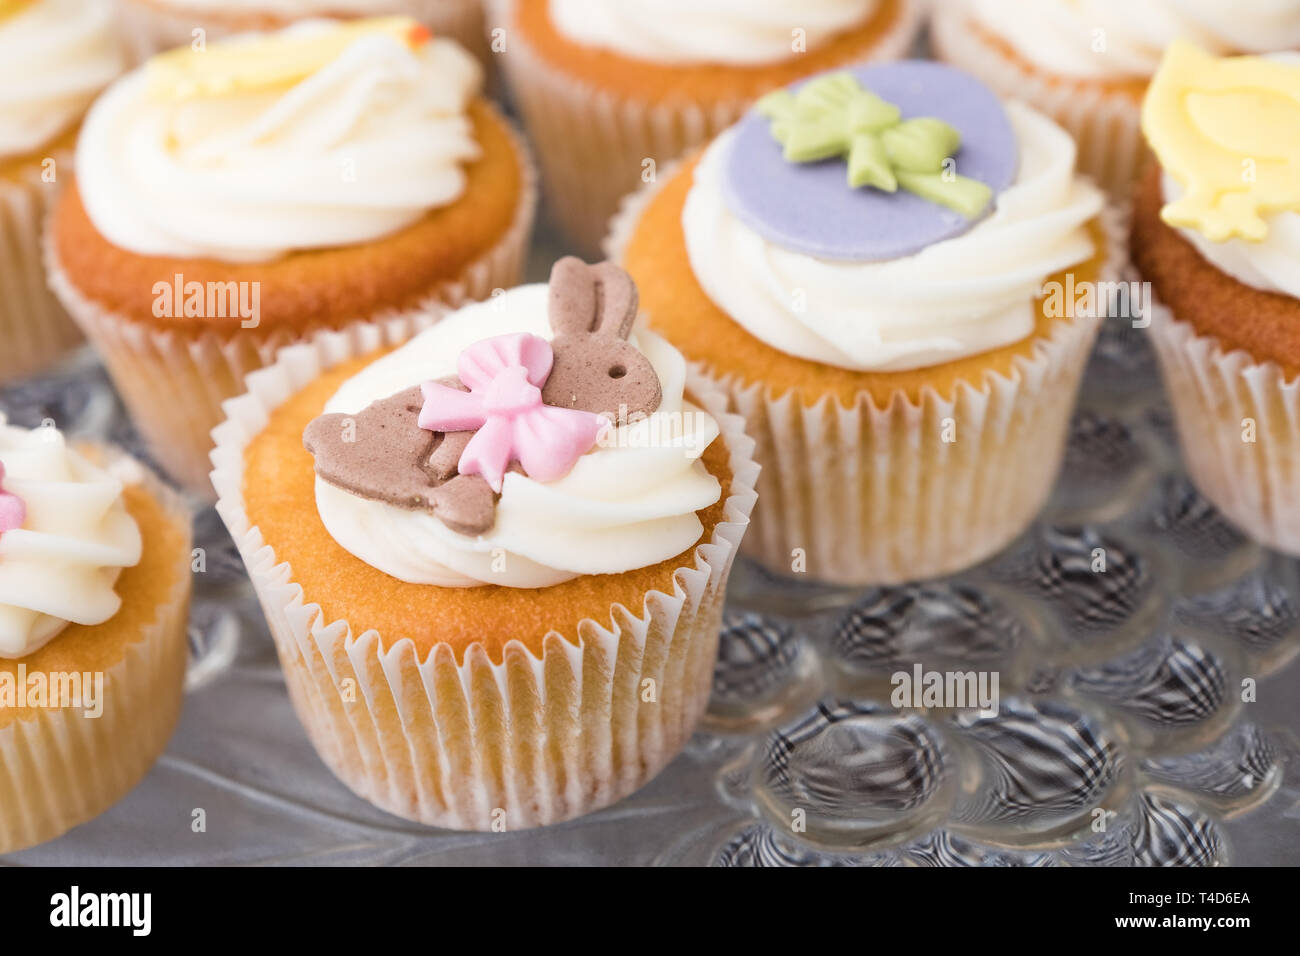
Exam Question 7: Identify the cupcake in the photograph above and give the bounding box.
[1133,43,1300,555]
[492,0,923,256]
[610,62,1124,586]
[47,17,536,497]
[116,0,492,71]
[211,258,756,829]
[0,0,125,382]
[932,0,1300,196]
[0,416,192,853]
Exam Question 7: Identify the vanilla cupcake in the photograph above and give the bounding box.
[212,259,756,829]
[611,62,1124,586]
[492,0,923,256]
[116,0,492,70]
[1133,43,1300,555]
[932,0,1300,196]
[47,18,536,497]
[0,416,192,853]
[0,0,125,382]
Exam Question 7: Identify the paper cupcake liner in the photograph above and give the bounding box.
[45,114,536,500]
[607,171,1127,586]
[930,5,1144,198]
[492,0,924,257]
[1146,292,1300,555]
[0,159,84,384]
[116,0,491,67]
[0,449,192,854]
[210,327,758,830]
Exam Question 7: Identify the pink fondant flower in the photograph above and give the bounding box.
[0,462,25,536]
[417,333,606,493]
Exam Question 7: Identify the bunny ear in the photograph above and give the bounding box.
[591,261,638,340]
[548,257,598,338]
[548,257,639,341]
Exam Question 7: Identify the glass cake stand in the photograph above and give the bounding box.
[3,237,1297,868]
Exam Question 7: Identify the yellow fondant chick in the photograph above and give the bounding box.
[1142,40,1300,243]
[147,16,432,103]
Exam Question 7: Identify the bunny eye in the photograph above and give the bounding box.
[608,364,627,379]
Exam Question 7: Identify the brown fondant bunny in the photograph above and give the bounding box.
[302,382,497,536]
[303,258,662,536]
[542,258,661,419]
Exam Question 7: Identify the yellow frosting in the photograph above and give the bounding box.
[0,0,33,22]
[1142,40,1300,243]
[146,16,432,103]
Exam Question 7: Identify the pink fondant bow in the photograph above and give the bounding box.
[0,462,25,536]
[417,333,607,493]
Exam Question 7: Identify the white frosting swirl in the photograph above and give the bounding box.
[0,0,125,161]
[681,101,1105,373]
[1161,174,1300,302]
[76,24,483,262]
[316,286,723,588]
[0,418,143,659]
[547,0,879,65]
[967,0,1300,79]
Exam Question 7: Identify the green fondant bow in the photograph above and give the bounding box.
[757,73,992,219]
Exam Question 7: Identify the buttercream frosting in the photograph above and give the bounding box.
[0,418,142,659]
[1162,174,1300,302]
[967,0,1300,80]
[75,19,483,262]
[682,100,1105,373]
[547,0,878,65]
[315,285,723,588]
[0,0,125,161]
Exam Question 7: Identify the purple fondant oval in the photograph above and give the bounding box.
[720,60,1018,263]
